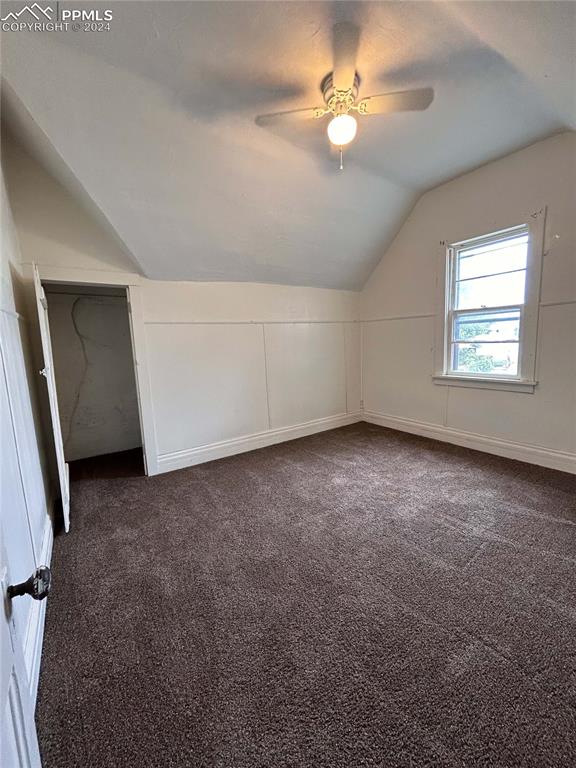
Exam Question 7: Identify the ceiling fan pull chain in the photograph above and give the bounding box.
[339,147,344,171]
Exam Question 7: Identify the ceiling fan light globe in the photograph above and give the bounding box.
[327,114,357,146]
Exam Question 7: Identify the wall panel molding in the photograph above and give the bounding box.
[362,313,435,323]
[144,319,361,326]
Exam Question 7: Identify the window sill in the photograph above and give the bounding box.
[432,374,537,393]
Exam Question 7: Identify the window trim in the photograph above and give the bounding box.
[433,209,545,393]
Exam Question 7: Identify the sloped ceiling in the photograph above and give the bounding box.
[1,1,574,289]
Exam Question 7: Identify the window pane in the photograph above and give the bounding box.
[455,270,526,309]
[452,342,519,376]
[457,236,528,280]
[453,310,520,342]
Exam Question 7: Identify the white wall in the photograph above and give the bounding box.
[361,132,576,472]
[8,127,573,477]
[142,282,360,472]
[44,289,142,461]
[3,135,135,276]
[3,135,362,476]
[0,168,53,701]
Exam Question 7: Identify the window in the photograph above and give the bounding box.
[434,217,544,392]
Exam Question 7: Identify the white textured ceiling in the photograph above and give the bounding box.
[1,1,574,289]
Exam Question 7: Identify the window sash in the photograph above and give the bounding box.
[447,305,523,377]
[451,225,529,253]
[452,308,521,343]
[444,224,530,380]
[450,343,520,378]
[435,214,544,390]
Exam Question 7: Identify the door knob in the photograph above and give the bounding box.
[7,566,52,601]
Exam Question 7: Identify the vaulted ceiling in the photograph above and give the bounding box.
[1,1,574,289]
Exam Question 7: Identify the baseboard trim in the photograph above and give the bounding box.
[155,408,575,476]
[157,412,363,473]
[363,410,576,475]
[24,514,53,707]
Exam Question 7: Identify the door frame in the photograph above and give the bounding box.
[30,266,159,477]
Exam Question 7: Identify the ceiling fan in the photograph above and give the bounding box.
[256,22,434,169]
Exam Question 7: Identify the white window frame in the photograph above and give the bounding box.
[433,209,545,393]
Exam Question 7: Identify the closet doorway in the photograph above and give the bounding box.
[35,271,149,530]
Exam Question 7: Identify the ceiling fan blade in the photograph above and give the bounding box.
[255,106,327,126]
[357,87,434,116]
[332,22,360,92]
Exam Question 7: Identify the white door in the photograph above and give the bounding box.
[1,345,42,768]
[0,542,42,768]
[33,264,70,532]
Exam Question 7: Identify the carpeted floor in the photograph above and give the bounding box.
[36,423,576,767]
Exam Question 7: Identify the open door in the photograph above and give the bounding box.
[33,264,70,532]
[1,343,42,767]
[0,540,42,768]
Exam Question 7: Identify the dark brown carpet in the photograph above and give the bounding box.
[36,423,576,768]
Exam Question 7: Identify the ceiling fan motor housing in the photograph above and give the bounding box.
[321,72,360,114]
